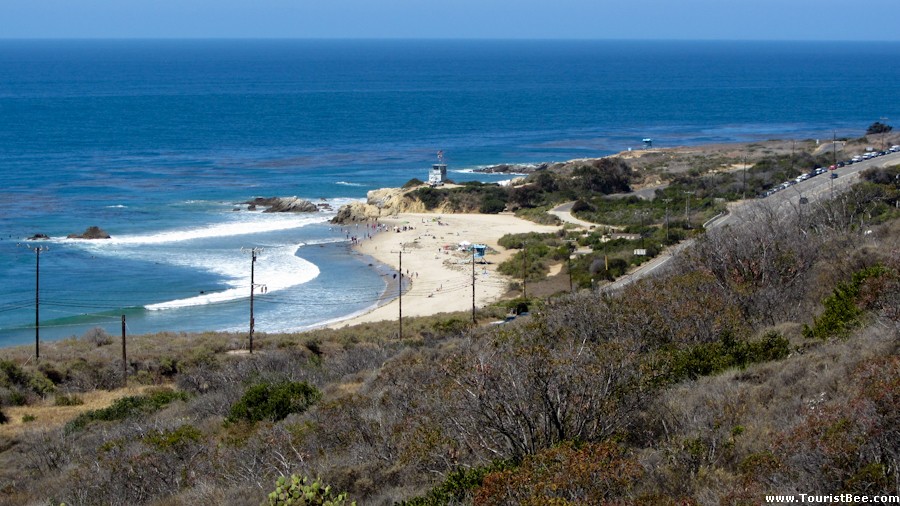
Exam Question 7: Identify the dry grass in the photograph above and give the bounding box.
[0,384,161,438]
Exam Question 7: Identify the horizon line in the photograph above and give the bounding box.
[1,37,899,43]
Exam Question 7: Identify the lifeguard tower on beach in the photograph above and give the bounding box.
[428,150,448,186]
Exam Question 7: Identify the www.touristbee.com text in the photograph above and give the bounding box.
[767,494,900,504]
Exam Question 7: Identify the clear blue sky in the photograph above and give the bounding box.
[3,0,898,40]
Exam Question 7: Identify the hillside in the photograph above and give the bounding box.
[0,151,898,505]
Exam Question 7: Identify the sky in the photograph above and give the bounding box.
[2,0,899,41]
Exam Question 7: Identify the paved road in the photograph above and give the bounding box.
[601,150,900,292]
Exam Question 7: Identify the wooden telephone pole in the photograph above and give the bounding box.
[246,248,266,353]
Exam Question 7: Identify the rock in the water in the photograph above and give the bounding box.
[67,226,111,239]
[28,233,50,240]
[244,197,318,213]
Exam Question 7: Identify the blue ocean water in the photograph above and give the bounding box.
[1,39,898,344]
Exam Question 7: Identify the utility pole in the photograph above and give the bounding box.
[684,191,694,229]
[246,247,265,354]
[21,244,47,361]
[121,315,127,387]
[387,246,405,339]
[833,130,837,168]
[790,140,795,174]
[471,248,476,323]
[832,131,837,200]
[742,155,747,200]
[663,198,672,243]
[880,117,889,151]
[637,210,645,249]
[521,243,527,299]
[567,254,574,293]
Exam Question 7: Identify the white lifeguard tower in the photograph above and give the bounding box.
[428,150,448,186]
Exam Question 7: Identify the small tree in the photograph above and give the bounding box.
[866,122,893,135]
[266,475,355,506]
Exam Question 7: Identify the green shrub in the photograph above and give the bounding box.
[227,381,321,424]
[22,414,36,423]
[0,360,28,388]
[479,196,506,214]
[266,475,354,506]
[408,187,445,210]
[402,178,425,189]
[667,331,790,382]
[431,318,472,337]
[54,394,84,407]
[399,461,511,506]
[803,265,889,340]
[65,388,188,433]
[0,409,6,424]
[142,424,203,451]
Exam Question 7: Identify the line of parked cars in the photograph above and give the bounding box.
[760,145,900,198]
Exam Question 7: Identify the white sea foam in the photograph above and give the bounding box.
[64,213,329,246]
[453,167,530,176]
[105,204,127,208]
[145,243,319,310]
[335,181,364,187]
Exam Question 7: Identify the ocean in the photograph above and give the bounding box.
[1,39,898,345]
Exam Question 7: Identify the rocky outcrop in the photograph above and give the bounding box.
[244,197,319,213]
[331,187,432,223]
[27,233,50,240]
[67,226,111,239]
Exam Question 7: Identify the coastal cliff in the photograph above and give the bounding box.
[332,187,430,223]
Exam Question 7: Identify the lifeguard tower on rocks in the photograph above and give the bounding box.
[428,150,448,186]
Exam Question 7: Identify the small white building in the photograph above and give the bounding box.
[428,163,447,186]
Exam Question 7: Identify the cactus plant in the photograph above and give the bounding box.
[265,475,354,506]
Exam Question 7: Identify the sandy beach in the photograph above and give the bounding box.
[327,213,559,328]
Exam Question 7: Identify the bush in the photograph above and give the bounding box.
[474,442,642,505]
[570,199,595,213]
[866,121,892,135]
[803,265,890,340]
[82,327,113,347]
[479,196,506,214]
[267,475,354,506]
[402,178,425,189]
[409,187,444,210]
[65,388,188,433]
[227,381,321,424]
[0,409,7,424]
[399,461,511,506]
[54,394,84,407]
[0,360,28,388]
[666,331,791,382]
